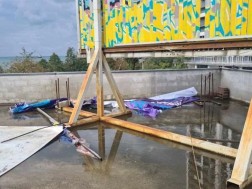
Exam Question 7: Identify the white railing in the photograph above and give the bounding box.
[186,56,252,67]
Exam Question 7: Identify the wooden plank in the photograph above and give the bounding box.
[70,116,100,127]
[100,117,237,158]
[102,55,127,112]
[68,50,99,124]
[80,38,252,54]
[104,110,132,118]
[63,107,96,117]
[94,0,103,117]
[93,0,102,50]
[105,130,123,172]
[104,123,235,164]
[103,41,252,52]
[96,54,104,117]
[98,124,105,159]
[228,99,252,187]
[64,107,131,118]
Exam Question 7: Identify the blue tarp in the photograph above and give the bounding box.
[10,98,67,114]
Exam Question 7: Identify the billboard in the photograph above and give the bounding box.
[77,0,252,50]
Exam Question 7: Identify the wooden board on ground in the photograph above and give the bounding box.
[0,126,63,176]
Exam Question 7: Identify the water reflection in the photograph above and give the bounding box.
[70,120,235,189]
[69,101,246,189]
[0,100,248,189]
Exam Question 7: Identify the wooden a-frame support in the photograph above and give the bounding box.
[68,0,128,125]
[68,49,128,125]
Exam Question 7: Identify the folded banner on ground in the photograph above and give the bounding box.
[125,96,199,118]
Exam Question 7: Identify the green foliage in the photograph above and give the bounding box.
[64,47,87,71]
[48,53,64,72]
[173,57,188,69]
[65,47,76,65]
[107,58,129,70]
[19,47,34,61]
[8,59,45,73]
[0,65,4,73]
[107,58,141,70]
[143,57,187,70]
[7,48,45,73]
[143,58,173,69]
[5,47,188,73]
[125,58,141,70]
[38,58,49,71]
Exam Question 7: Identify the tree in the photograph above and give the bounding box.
[19,47,34,61]
[65,47,76,65]
[0,65,4,73]
[125,58,141,70]
[107,58,129,70]
[7,48,45,73]
[64,47,88,71]
[38,58,49,71]
[143,58,173,69]
[142,57,188,70]
[48,53,64,72]
[173,57,188,69]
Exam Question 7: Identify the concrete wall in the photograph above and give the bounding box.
[221,69,252,103]
[0,69,221,103]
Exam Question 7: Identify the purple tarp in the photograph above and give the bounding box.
[125,97,199,118]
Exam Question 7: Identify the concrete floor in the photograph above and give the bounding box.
[0,100,250,189]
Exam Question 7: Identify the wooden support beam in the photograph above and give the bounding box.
[68,50,99,124]
[96,57,104,117]
[105,130,123,172]
[100,117,237,158]
[80,38,252,55]
[103,55,127,113]
[98,124,106,159]
[64,107,131,119]
[104,110,132,118]
[63,107,96,118]
[227,99,252,188]
[94,0,103,117]
[70,116,100,127]
[103,123,235,164]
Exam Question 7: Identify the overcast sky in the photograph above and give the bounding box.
[0,0,77,57]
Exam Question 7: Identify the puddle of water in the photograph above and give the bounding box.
[0,100,249,189]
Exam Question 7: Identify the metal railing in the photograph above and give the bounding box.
[186,56,252,67]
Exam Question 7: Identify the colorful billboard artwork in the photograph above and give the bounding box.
[78,0,252,49]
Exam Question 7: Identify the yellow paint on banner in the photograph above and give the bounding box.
[248,0,252,34]
[241,0,249,35]
[178,0,184,39]
[220,0,231,36]
[236,0,243,35]
[230,0,237,36]
[209,0,216,37]
[205,0,210,38]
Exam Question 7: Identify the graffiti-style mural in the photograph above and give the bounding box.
[78,0,252,49]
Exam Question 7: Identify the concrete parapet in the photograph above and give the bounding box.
[0,68,221,103]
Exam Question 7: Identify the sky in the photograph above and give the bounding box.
[0,0,77,57]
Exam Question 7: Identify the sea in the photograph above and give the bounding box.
[0,56,65,69]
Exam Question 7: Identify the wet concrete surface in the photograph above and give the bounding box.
[0,100,251,189]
